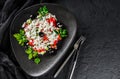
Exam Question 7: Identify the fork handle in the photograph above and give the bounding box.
[68,36,86,79]
[54,49,77,78]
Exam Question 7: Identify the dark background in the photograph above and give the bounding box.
[1,0,120,79]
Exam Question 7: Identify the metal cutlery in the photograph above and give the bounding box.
[68,36,86,79]
[54,36,86,78]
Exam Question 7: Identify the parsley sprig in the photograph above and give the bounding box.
[25,47,40,64]
[54,28,67,38]
[13,30,41,64]
[37,6,48,17]
[13,29,27,46]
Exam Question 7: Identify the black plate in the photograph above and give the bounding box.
[10,3,77,77]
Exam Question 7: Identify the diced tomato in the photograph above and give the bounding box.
[57,34,62,40]
[50,17,56,26]
[28,39,34,46]
[53,22,57,26]
[37,48,45,53]
[37,49,41,52]
[54,40,58,45]
[51,44,57,49]
[43,35,48,41]
[46,17,57,27]
[37,48,42,52]
[41,49,45,51]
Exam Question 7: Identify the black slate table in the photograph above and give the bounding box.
[49,0,120,79]
[1,0,120,79]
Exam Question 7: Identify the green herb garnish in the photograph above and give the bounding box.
[54,28,67,38]
[38,6,48,17]
[53,30,59,34]
[34,58,41,64]
[28,53,33,60]
[25,47,32,54]
[25,47,39,59]
[13,29,27,46]
[33,51,38,58]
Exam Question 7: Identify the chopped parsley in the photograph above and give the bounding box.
[37,6,48,17]
[34,58,41,64]
[13,29,27,46]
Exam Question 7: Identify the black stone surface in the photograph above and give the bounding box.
[51,0,120,79]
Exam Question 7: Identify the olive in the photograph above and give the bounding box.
[24,45,28,49]
[39,32,45,37]
[48,48,56,55]
[24,40,28,45]
[24,43,28,49]
[57,21,63,28]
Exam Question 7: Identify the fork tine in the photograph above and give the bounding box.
[75,36,86,49]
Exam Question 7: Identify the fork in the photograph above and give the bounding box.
[68,36,86,79]
[54,36,86,78]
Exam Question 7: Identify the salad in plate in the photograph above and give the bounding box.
[13,6,68,64]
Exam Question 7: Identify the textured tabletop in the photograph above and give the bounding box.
[50,0,120,79]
